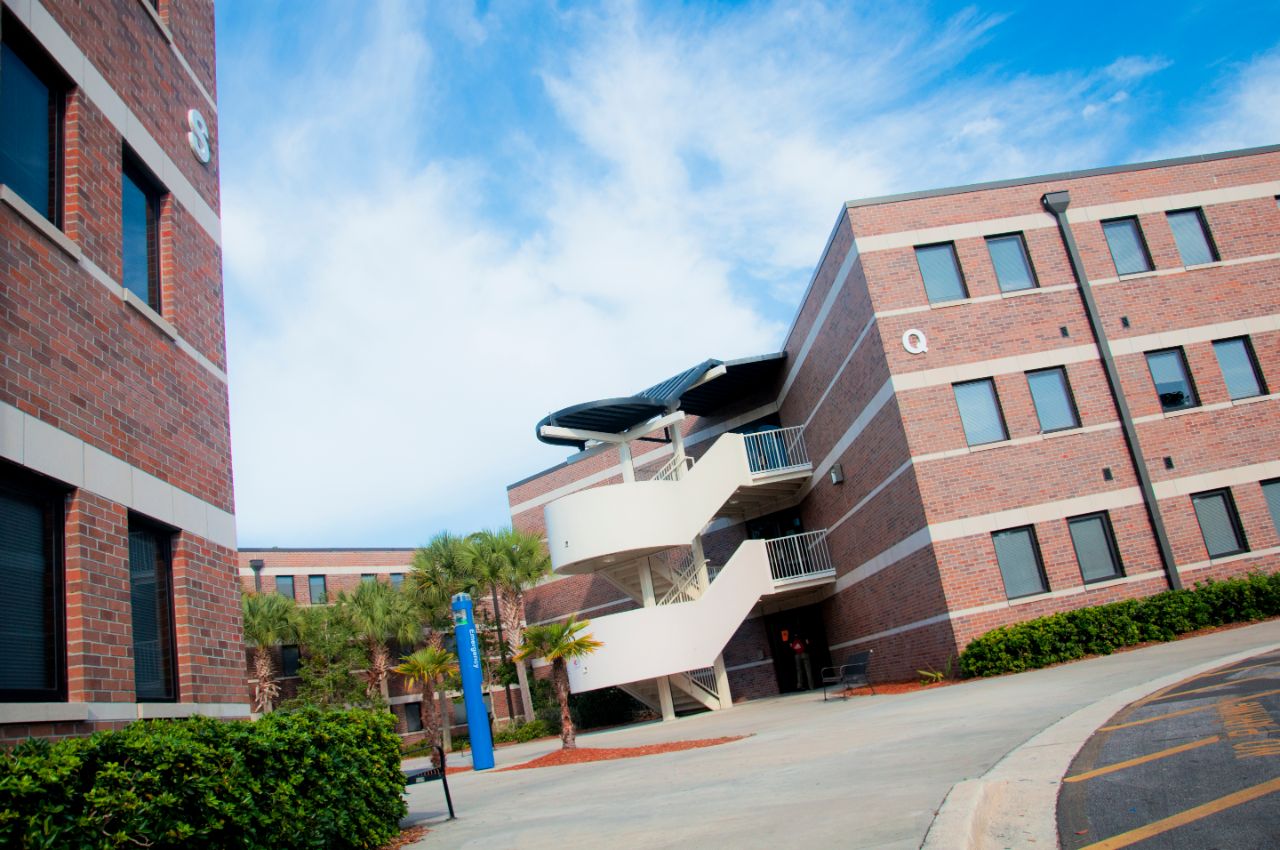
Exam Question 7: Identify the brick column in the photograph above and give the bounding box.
[64,490,134,704]
[171,532,246,705]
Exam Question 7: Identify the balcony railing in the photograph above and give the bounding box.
[765,530,835,584]
[743,426,810,476]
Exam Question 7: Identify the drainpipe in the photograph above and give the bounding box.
[250,558,264,593]
[1041,191,1182,590]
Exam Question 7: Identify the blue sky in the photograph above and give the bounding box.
[214,0,1280,547]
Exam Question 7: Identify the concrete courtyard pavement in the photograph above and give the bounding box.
[405,620,1280,850]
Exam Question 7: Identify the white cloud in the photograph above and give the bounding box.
[219,2,1279,545]
[1151,46,1280,157]
[1105,55,1172,81]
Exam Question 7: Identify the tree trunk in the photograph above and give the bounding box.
[503,590,534,721]
[437,684,452,752]
[422,683,442,769]
[253,648,279,714]
[553,660,575,749]
[367,643,389,701]
[491,585,516,722]
[514,658,534,723]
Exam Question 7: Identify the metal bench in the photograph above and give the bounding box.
[821,650,875,701]
[403,745,456,820]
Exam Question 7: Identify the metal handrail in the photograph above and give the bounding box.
[765,530,835,583]
[635,454,694,482]
[681,667,719,700]
[657,549,701,605]
[743,426,810,476]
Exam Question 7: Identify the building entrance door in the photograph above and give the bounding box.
[764,603,831,694]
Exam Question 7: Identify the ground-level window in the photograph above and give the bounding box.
[0,464,65,701]
[1067,513,1124,583]
[404,702,424,733]
[280,644,301,678]
[361,573,377,583]
[390,573,404,590]
[992,526,1048,599]
[275,574,294,598]
[309,574,327,604]
[1191,489,1248,559]
[128,518,177,701]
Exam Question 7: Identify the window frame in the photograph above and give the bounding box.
[1067,512,1125,584]
[1101,216,1155,276]
[308,574,327,605]
[1026,366,1081,433]
[1,14,68,227]
[914,241,970,305]
[953,377,1010,447]
[0,463,67,702]
[991,525,1050,600]
[127,515,178,703]
[121,148,164,312]
[1212,336,1267,400]
[985,232,1039,293]
[1166,207,1219,266]
[1145,348,1200,413]
[1191,488,1249,559]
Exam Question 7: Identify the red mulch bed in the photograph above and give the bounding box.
[381,825,427,849]
[496,735,747,771]
[841,679,957,697]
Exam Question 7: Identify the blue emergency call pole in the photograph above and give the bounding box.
[451,592,495,770]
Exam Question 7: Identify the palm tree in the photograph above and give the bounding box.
[407,532,472,646]
[394,647,458,768]
[338,579,420,701]
[241,590,296,713]
[490,528,552,722]
[515,617,602,749]
[462,529,519,719]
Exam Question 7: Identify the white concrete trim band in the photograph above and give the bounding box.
[239,565,409,577]
[4,0,222,245]
[0,400,237,549]
[0,701,250,724]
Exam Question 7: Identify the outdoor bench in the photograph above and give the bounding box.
[403,745,456,820]
[821,650,875,701]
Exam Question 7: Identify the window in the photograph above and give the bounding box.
[1167,209,1218,266]
[1146,349,1199,412]
[404,702,424,733]
[1212,337,1266,400]
[280,645,301,678]
[986,233,1037,292]
[992,526,1048,599]
[361,573,377,583]
[309,574,327,604]
[915,243,969,304]
[1102,218,1153,275]
[1262,480,1280,536]
[1191,489,1248,558]
[275,575,295,599]
[128,518,176,701]
[1026,367,1080,432]
[0,465,65,701]
[390,573,405,590]
[1068,513,1124,582]
[121,153,163,310]
[0,19,65,224]
[953,379,1009,446]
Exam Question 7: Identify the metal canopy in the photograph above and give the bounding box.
[536,353,786,448]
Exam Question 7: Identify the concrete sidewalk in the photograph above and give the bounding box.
[405,620,1280,850]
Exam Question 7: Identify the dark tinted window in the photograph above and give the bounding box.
[1027,367,1080,432]
[122,156,161,310]
[390,573,404,590]
[1068,513,1123,582]
[281,645,301,678]
[1191,490,1248,558]
[0,467,64,700]
[992,526,1048,599]
[1167,209,1217,266]
[986,233,1037,292]
[0,31,61,223]
[129,520,176,701]
[954,379,1008,446]
[915,243,968,303]
[404,702,424,732]
[362,573,377,583]
[1102,218,1153,275]
[275,575,295,598]
[1146,349,1198,412]
[1212,338,1266,400]
[309,575,327,604]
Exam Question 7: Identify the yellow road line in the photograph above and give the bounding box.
[1101,687,1280,731]
[1077,775,1280,849]
[1145,674,1272,702]
[1064,736,1219,783]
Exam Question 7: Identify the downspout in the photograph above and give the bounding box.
[1041,191,1182,590]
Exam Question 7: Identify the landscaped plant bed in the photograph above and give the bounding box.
[841,679,961,697]
[381,825,428,849]
[495,735,748,771]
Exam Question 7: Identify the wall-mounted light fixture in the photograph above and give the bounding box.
[830,464,845,485]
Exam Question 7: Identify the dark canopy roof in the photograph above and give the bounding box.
[536,353,786,448]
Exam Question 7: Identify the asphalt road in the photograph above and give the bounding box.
[1059,649,1280,850]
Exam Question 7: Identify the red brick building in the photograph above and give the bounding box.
[509,145,1280,717]
[1,0,243,742]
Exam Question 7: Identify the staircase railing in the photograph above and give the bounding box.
[765,530,835,584]
[681,667,719,701]
[657,549,702,606]
[743,425,809,476]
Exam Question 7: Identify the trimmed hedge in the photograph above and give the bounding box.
[0,707,407,850]
[958,572,1280,678]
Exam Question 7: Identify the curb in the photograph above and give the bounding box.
[919,641,1280,850]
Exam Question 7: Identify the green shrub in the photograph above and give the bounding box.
[959,572,1280,678]
[493,719,554,744]
[0,708,406,850]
